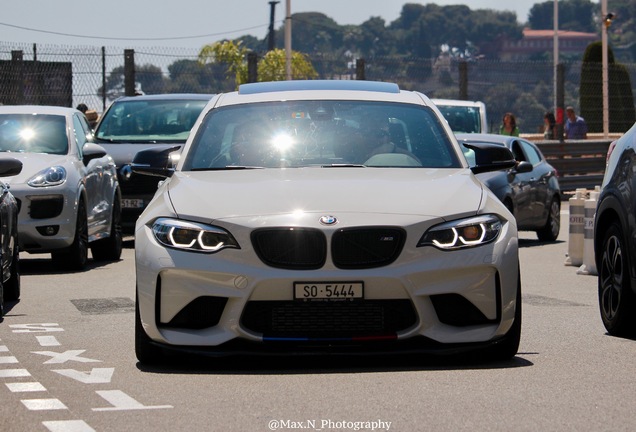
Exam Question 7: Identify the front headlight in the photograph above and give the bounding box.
[418,214,502,250]
[27,166,67,187]
[151,218,240,253]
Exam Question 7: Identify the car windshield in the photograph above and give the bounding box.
[95,99,208,143]
[437,105,481,133]
[183,100,461,170]
[0,114,68,155]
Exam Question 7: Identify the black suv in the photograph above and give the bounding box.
[94,94,213,231]
[594,123,636,336]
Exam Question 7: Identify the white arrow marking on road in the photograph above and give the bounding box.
[92,390,173,411]
[52,368,114,384]
[31,350,102,364]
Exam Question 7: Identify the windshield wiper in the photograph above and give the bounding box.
[321,163,366,168]
[191,166,265,171]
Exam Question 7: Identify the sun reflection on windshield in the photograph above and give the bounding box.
[271,133,295,152]
[19,128,36,140]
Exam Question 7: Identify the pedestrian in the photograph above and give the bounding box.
[499,112,520,136]
[543,111,557,140]
[76,103,98,129]
[564,106,587,139]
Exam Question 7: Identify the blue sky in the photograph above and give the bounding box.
[1,0,539,49]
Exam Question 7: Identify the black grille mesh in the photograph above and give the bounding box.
[241,300,417,338]
[332,227,406,269]
[252,228,326,270]
[251,227,406,270]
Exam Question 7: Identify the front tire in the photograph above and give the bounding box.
[4,245,20,301]
[484,272,522,361]
[91,196,122,261]
[0,278,4,319]
[135,291,164,365]
[598,221,636,336]
[537,197,560,242]
[52,198,88,271]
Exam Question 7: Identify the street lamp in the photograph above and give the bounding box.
[268,1,280,52]
[285,0,292,80]
[553,0,559,114]
[601,0,614,138]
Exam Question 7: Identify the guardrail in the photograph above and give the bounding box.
[532,139,612,196]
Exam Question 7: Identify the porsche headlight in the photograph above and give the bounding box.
[418,214,502,250]
[151,218,240,253]
[27,166,67,187]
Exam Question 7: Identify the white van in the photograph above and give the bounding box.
[432,99,488,134]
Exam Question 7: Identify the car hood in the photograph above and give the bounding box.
[97,142,183,168]
[166,168,485,222]
[0,153,71,184]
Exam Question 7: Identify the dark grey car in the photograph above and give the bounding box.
[94,94,213,230]
[0,158,22,318]
[594,123,636,336]
[457,133,562,242]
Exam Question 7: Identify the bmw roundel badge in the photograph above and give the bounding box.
[319,215,338,225]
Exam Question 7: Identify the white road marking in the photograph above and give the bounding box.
[0,368,30,378]
[42,420,96,432]
[10,323,64,333]
[21,398,68,410]
[92,390,173,411]
[37,335,61,346]
[31,350,101,364]
[0,355,18,364]
[52,368,114,384]
[6,382,47,392]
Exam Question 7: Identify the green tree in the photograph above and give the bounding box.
[528,0,596,32]
[290,13,344,54]
[389,4,521,59]
[580,41,635,133]
[166,59,224,93]
[99,64,167,101]
[199,40,317,87]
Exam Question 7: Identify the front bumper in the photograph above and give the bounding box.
[12,189,78,253]
[135,218,520,355]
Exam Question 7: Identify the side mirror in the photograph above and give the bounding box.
[513,161,533,174]
[464,142,517,174]
[82,143,107,165]
[131,145,182,179]
[0,158,23,177]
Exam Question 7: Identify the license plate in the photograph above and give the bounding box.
[121,199,145,209]
[294,282,364,301]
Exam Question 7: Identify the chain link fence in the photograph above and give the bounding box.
[2,41,636,135]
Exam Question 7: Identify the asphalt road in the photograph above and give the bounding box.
[1,206,635,432]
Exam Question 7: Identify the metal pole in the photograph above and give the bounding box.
[553,0,559,113]
[285,0,292,80]
[268,1,279,52]
[602,0,609,138]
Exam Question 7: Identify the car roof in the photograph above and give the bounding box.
[213,80,430,106]
[455,133,517,146]
[239,80,400,94]
[112,93,215,103]
[0,105,77,116]
[431,98,485,108]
